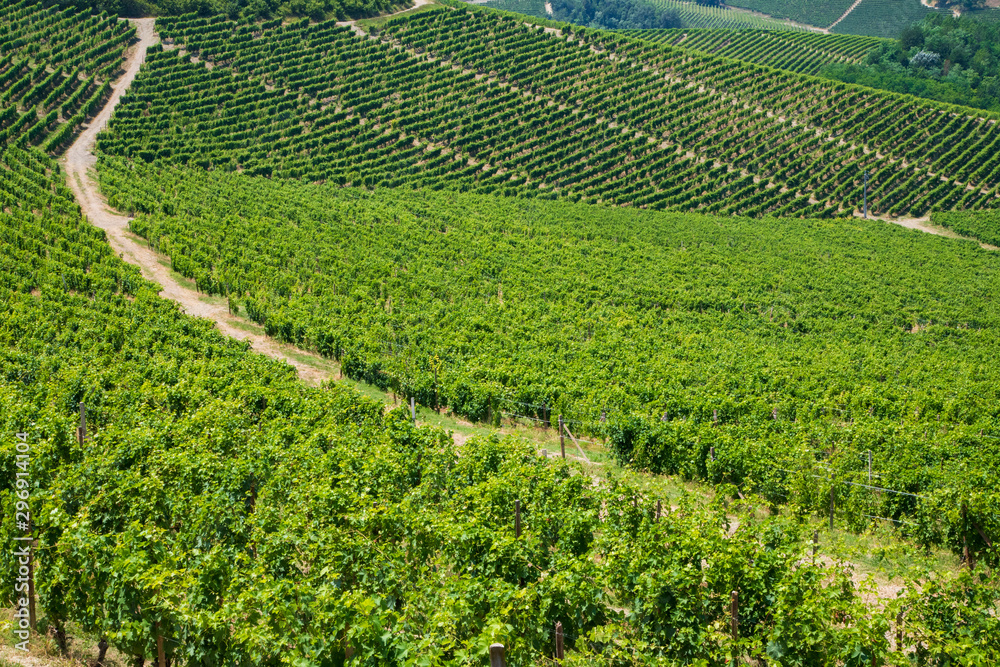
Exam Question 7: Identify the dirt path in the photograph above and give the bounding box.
[62,18,333,386]
[859,212,999,250]
[827,0,865,30]
[920,0,961,16]
[337,0,434,30]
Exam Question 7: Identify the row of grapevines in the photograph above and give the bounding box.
[9,146,994,666]
[96,156,1000,561]
[831,0,948,38]
[642,0,810,31]
[619,28,885,75]
[102,29,832,217]
[0,0,133,153]
[102,5,999,217]
[382,6,1000,213]
[0,0,133,76]
[723,0,853,29]
[933,208,1000,247]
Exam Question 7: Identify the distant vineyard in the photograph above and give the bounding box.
[0,0,133,153]
[724,0,852,29]
[643,0,809,30]
[98,6,1000,219]
[831,0,945,38]
[482,0,549,16]
[620,28,884,75]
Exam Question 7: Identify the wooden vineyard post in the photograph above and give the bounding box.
[656,499,661,522]
[515,499,521,539]
[489,644,506,667]
[709,446,715,462]
[730,590,739,640]
[343,623,354,661]
[896,609,904,652]
[829,479,835,531]
[972,518,993,551]
[962,503,975,571]
[813,530,819,564]
[555,622,564,662]
[77,402,86,445]
[410,396,415,424]
[155,623,166,667]
[963,503,969,569]
[559,415,565,460]
[562,422,590,463]
[543,403,550,429]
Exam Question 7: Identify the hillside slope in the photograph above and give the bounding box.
[724,0,853,28]
[619,28,885,75]
[12,145,998,667]
[487,0,813,30]
[98,157,1000,536]
[0,0,133,153]
[830,0,946,37]
[97,4,1000,219]
[0,4,998,664]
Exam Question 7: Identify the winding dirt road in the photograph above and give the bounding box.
[62,18,334,385]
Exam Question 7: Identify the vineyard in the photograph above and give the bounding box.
[933,209,1000,247]
[482,0,551,18]
[619,28,885,75]
[95,154,1000,561]
[0,0,134,153]
[723,0,852,28]
[1,0,999,663]
[830,0,945,37]
[0,143,996,664]
[642,0,809,31]
[95,4,1000,220]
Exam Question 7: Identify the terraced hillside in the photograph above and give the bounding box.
[830,0,946,37]
[0,0,134,152]
[99,5,1000,219]
[620,28,884,75]
[642,0,810,30]
[724,0,853,28]
[484,0,807,30]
